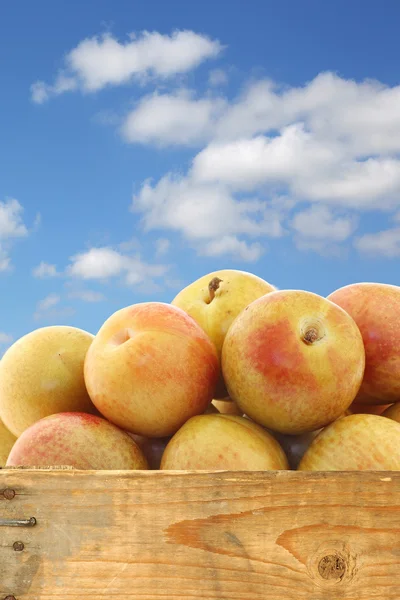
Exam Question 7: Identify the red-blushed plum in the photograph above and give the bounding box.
[328,283,400,404]
[84,302,219,438]
[160,414,289,471]
[6,412,148,470]
[222,290,365,435]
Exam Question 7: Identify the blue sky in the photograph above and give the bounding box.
[1,0,400,351]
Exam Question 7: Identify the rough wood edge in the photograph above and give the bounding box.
[0,467,398,479]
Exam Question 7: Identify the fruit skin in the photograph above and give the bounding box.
[0,326,96,436]
[6,412,148,470]
[327,282,400,405]
[298,413,400,471]
[171,269,275,397]
[382,402,400,422]
[0,418,16,466]
[160,414,289,471]
[84,302,219,438]
[222,289,365,435]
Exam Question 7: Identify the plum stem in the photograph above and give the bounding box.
[208,277,223,303]
[303,327,319,344]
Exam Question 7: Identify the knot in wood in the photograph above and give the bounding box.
[318,553,347,580]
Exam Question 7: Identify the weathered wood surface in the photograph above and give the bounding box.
[1,469,400,599]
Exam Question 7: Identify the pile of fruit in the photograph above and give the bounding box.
[1,269,400,472]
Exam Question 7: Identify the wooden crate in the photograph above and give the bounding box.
[0,468,399,599]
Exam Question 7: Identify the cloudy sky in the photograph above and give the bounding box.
[1,0,400,351]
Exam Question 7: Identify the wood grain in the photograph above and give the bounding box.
[1,469,400,599]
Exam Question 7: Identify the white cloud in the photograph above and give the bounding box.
[190,130,400,211]
[132,174,285,260]
[0,199,28,239]
[298,158,400,208]
[67,246,169,286]
[68,289,106,302]
[31,39,400,261]
[30,81,50,104]
[155,238,170,256]
[0,199,29,272]
[192,125,341,191]
[121,89,226,146]
[31,30,222,102]
[211,71,400,155]
[128,70,400,260]
[37,294,61,312]
[30,76,77,104]
[291,206,357,242]
[354,228,400,258]
[0,332,13,345]
[208,68,228,87]
[133,174,285,241]
[32,261,59,278]
[67,248,126,279]
[201,236,263,262]
[213,79,280,141]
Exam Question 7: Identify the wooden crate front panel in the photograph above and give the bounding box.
[0,469,399,599]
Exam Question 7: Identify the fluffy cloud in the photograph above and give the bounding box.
[132,174,285,261]
[354,228,400,258]
[192,125,340,189]
[67,246,169,286]
[210,72,400,154]
[291,206,357,242]
[31,30,222,102]
[32,261,59,278]
[290,205,357,254]
[200,236,263,262]
[121,90,226,146]
[134,175,285,239]
[33,28,400,261]
[0,199,29,272]
[0,199,29,238]
[128,71,400,258]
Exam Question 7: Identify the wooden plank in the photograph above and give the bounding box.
[0,469,400,599]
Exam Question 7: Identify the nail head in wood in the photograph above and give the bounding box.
[13,541,24,552]
[2,488,15,500]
